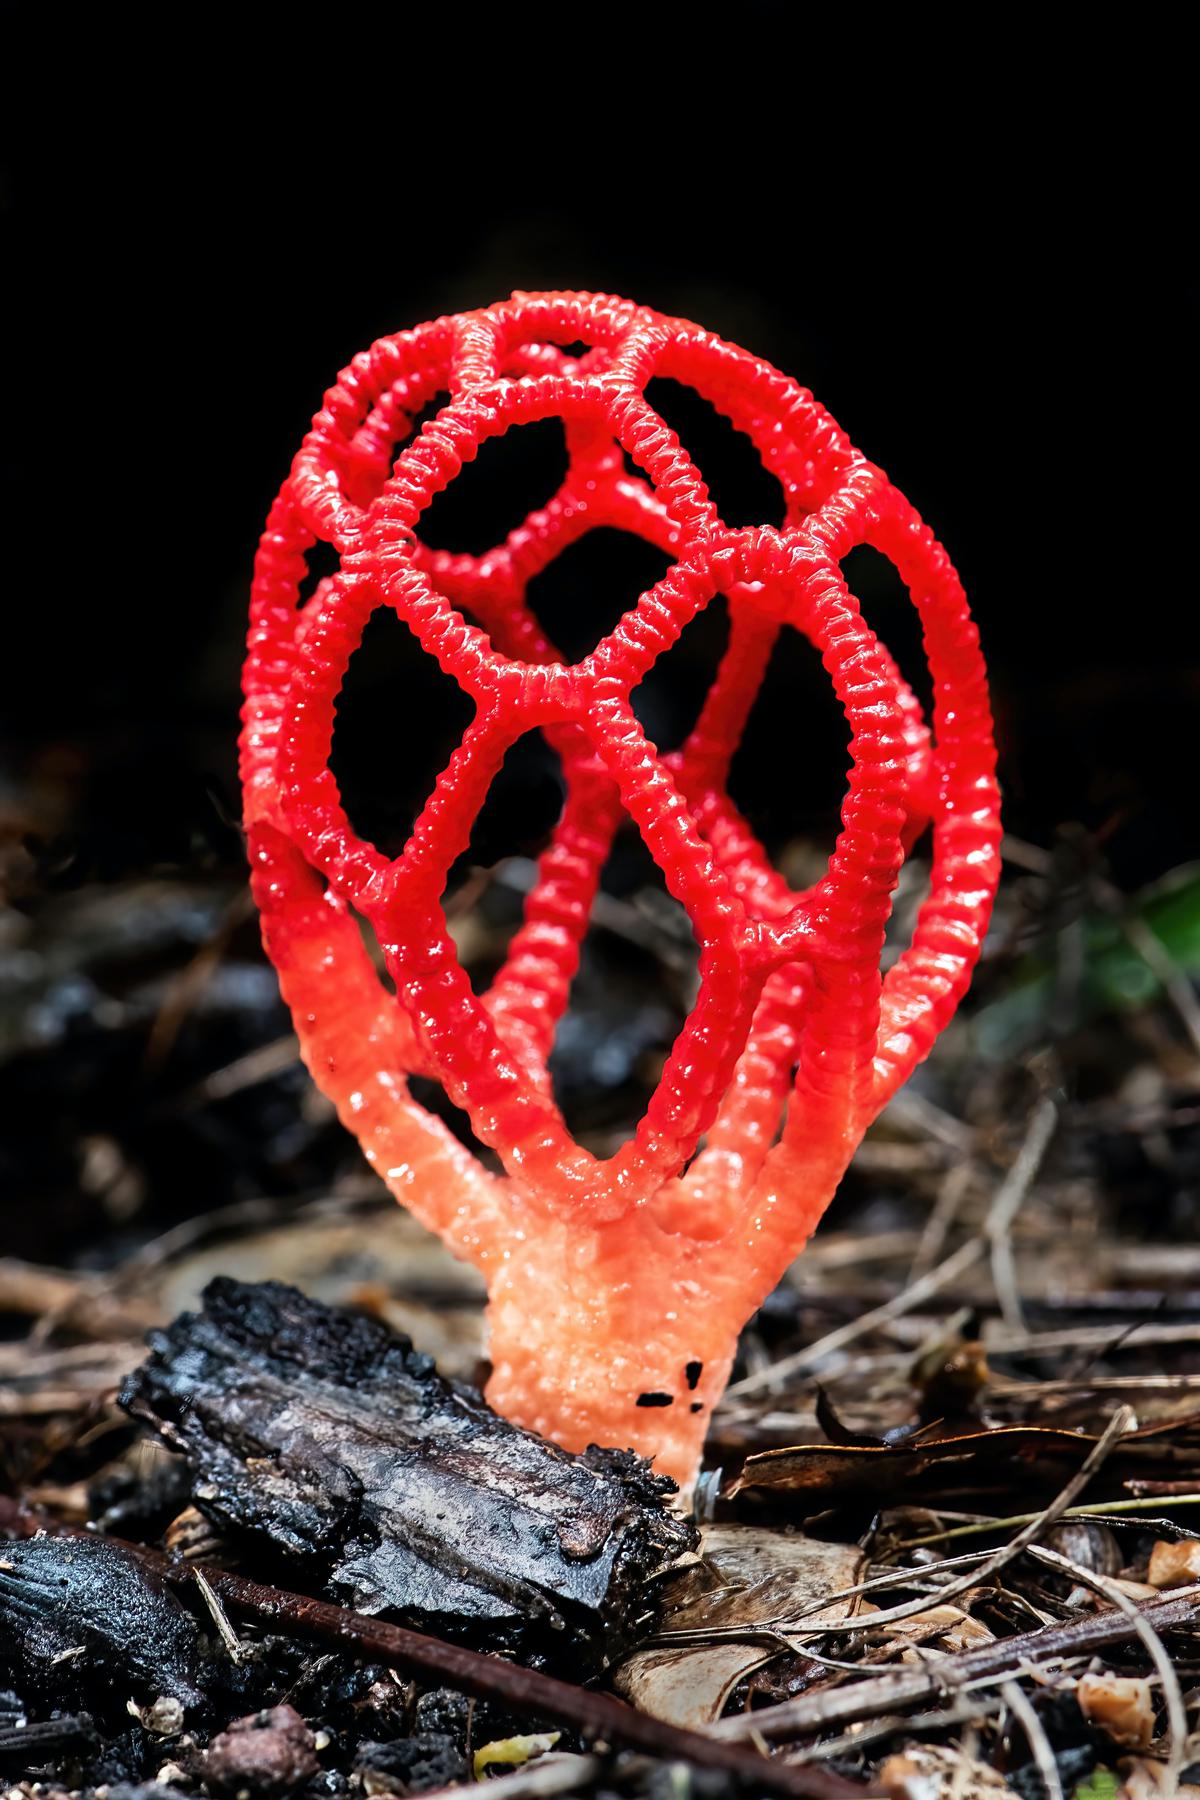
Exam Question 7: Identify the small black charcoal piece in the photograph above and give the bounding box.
[84,1726,166,1793]
[635,1392,673,1408]
[89,1454,194,1539]
[411,1689,472,1738]
[354,1735,468,1795]
[684,1361,702,1390]
[0,1715,98,1779]
[0,1534,203,1711]
[120,1278,695,1666]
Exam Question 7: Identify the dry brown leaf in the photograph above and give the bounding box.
[879,1601,994,1654]
[1146,1537,1200,1589]
[675,1525,866,1631]
[1077,1671,1156,1748]
[730,1415,1200,1505]
[728,1424,1102,1502]
[611,1641,777,1729]
[612,1527,864,1727]
[697,1523,863,1585]
[880,1744,1009,1798]
[1117,1755,1200,1798]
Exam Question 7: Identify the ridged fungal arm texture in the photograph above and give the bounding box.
[240,292,1002,1487]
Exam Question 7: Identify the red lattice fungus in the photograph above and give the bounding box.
[241,293,1001,1486]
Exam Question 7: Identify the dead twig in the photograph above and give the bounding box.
[191,1033,301,1103]
[999,1680,1063,1800]
[908,1163,974,1282]
[786,1696,1007,1768]
[1027,1543,1188,1795]
[899,1492,1200,1550]
[144,887,256,1072]
[728,1097,1059,1399]
[181,1566,872,1798]
[711,1582,1200,1743]
[1110,890,1200,1062]
[777,1404,1134,1639]
[880,1088,976,1157]
[725,1236,988,1399]
[193,1567,244,1664]
[985,1095,1059,1335]
[0,1260,152,1341]
[422,1754,600,1797]
[986,1318,1200,1357]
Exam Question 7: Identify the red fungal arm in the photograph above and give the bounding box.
[240,293,1001,1485]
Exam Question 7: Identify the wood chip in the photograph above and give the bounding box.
[1146,1537,1200,1589]
[1077,1672,1156,1748]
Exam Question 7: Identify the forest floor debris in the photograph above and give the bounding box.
[3,838,1200,1795]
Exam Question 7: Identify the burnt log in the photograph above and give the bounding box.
[0,1715,99,1780]
[120,1278,694,1664]
[0,1533,203,1710]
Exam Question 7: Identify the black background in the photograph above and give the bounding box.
[5,20,1195,893]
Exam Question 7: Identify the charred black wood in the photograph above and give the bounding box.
[0,1713,98,1778]
[0,1533,203,1711]
[90,1452,195,1540]
[120,1278,695,1665]
[0,1501,894,1799]
[353,1733,468,1794]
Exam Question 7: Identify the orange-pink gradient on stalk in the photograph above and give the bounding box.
[240,292,1001,1486]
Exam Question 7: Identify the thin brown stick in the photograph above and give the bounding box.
[1115,900,1200,1061]
[195,1034,302,1102]
[725,1235,987,1398]
[985,1318,1200,1356]
[422,1754,600,1798]
[882,1088,977,1156]
[186,1566,871,1798]
[899,1492,1200,1550]
[908,1163,973,1282]
[728,1096,1058,1398]
[776,1405,1135,1638]
[711,1583,1200,1743]
[144,887,256,1072]
[786,1696,1006,1768]
[193,1567,245,1663]
[1000,1681,1063,1800]
[986,1095,1058,1334]
[1027,1544,1187,1795]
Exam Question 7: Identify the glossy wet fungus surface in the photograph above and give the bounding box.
[241,291,1001,1483]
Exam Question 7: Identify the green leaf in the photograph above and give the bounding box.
[1071,1771,1119,1800]
[972,863,1200,1060]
